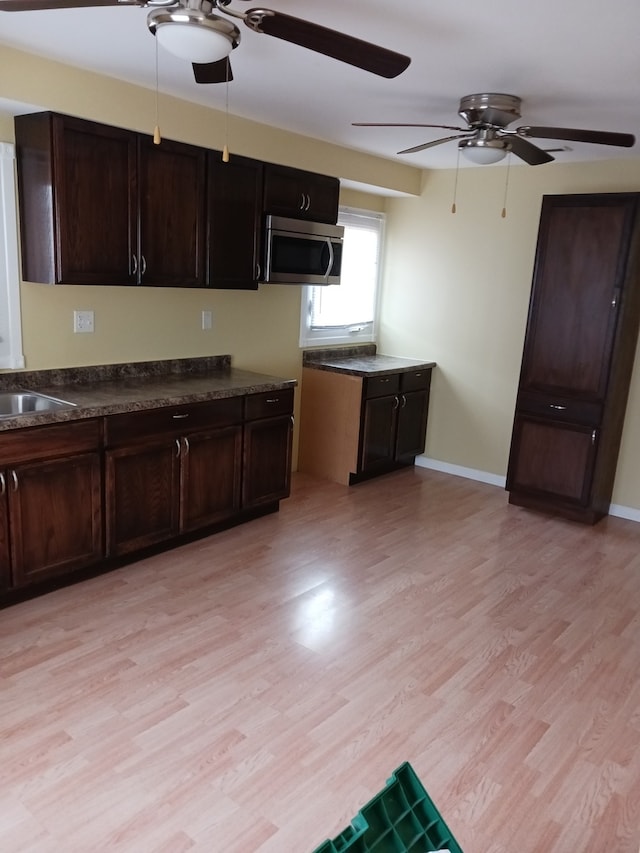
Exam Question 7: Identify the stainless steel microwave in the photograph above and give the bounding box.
[263,215,344,285]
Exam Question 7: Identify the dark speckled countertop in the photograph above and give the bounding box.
[0,356,296,432]
[303,345,435,377]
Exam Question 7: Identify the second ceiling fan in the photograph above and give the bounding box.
[354,92,636,165]
[0,0,412,85]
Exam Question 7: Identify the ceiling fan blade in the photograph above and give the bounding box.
[192,58,233,84]
[519,126,636,148]
[244,9,411,78]
[0,0,136,8]
[353,123,468,132]
[398,134,472,155]
[507,134,555,166]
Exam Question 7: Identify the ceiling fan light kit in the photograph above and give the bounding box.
[148,3,240,64]
[459,137,509,165]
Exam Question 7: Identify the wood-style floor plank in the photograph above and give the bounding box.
[2,468,640,852]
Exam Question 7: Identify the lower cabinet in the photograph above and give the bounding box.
[105,399,243,557]
[360,372,432,477]
[0,420,103,589]
[0,386,295,601]
[243,389,294,508]
[298,366,432,486]
[506,414,599,518]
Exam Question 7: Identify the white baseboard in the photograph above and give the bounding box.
[415,455,506,488]
[416,455,640,523]
[608,503,640,522]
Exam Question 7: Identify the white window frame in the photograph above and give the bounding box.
[0,142,24,369]
[299,206,384,348]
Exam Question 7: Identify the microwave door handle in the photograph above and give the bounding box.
[324,238,334,281]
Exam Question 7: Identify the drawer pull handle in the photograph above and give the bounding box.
[0,472,4,496]
[266,398,280,403]
[172,413,190,419]
[379,378,391,383]
[10,470,18,492]
[592,430,597,445]
[549,404,567,410]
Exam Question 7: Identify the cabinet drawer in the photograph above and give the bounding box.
[0,418,102,465]
[364,374,401,399]
[105,397,243,446]
[517,391,602,426]
[245,388,294,420]
[401,369,432,392]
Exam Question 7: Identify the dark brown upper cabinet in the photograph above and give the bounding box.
[263,163,340,224]
[15,112,207,287]
[506,192,640,523]
[207,151,263,290]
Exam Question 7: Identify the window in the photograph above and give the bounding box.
[299,207,384,347]
[0,142,24,369]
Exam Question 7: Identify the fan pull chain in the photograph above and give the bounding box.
[222,64,230,163]
[451,146,460,213]
[501,152,512,218]
[153,38,161,145]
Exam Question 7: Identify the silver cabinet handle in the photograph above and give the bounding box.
[172,413,189,419]
[549,404,567,410]
[175,438,181,458]
[393,395,400,410]
[592,430,597,445]
[401,394,407,408]
[0,472,4,496]
[131,254,138,276]
[140,255,147,277]
[182,436,190,456]
[266,397,280,404]
[10,470,18,491]
[305,193,311,211]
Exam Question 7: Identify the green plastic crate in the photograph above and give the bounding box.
[311,762,463,853]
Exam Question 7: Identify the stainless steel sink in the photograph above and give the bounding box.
[0,390,76,418]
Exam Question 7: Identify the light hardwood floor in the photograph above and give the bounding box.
[2,468,640,852]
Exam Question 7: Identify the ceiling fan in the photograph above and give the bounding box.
[0,0,411,85]
[354,93,636,165]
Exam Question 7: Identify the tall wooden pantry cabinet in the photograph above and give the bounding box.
[506,192,640,523]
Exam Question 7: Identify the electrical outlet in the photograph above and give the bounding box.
[202,310,213,331]
[73,310,94,334]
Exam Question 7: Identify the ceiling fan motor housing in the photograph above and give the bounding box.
[459,93,522,129]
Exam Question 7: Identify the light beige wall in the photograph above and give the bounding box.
[380,157,640,509]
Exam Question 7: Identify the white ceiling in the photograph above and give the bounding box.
[1,0,639,170]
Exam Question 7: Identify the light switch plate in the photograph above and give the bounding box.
[202,310,212,331]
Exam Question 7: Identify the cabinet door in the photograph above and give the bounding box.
[105,441,180,556]
[207,152,263,289]
[180,426,243,532]
[0,477,11,590]
[138,136,207,287]
[520,196,637,401]
[9,453,103,588]
[360,395,398,473]
[263,164,339,223]
[507,416,597,505]
[395,389,430,461]
[242,416,293,508]
[16,112,137,284]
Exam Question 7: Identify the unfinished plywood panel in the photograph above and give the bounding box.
[298,367,363,485]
